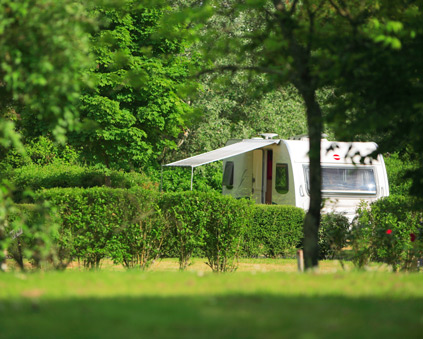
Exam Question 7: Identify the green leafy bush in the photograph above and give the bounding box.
[36,187,164,269]
[160,191,252,272]
[6,202,65,270]
[11,164,155,202]
[351,196,423,271]
[159,192,208,270]
[154,164,222,193]
[243,205,304,258]
[201,194,252,272]
[384,152,418,196]
[319,213,350,260]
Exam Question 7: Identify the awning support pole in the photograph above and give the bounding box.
[160,166,163,192]
[190,166,194,191]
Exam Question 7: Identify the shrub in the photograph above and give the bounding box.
[0,136,80,171]
[159,192,208,270]
[6,203,65,270]
[243,205,304,258]
[319,212,350,260]
[12,164,155,202]
[349,202,374,269]
[384,152,418,196]
[351,196,423,271]
[36,187,164,269]
[202,194,252,272]
[160,191,252,272]
[154,163,222,193]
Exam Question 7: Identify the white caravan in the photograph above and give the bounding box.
[165,134,389,220]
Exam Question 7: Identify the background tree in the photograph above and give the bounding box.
[71,1,199,171]
[324,1,423,198]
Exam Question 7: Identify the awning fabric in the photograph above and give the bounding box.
[164,139,280,168]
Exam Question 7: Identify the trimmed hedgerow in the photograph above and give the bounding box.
[159,192,208,270]
[243,205,304,258]
[36,187,165,269]
[7,187,310,272]
[201,194,253,272]
[159,191,253,272]
[11,163,155,202]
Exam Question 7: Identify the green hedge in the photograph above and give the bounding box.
[243,205,304,258]
[159,191,253,272]
[36,187,164,269]
[11,163,155,202]
[5,188,309,271]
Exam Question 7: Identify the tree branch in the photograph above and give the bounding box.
[328,0,356,26]
[289,0,300,15]
[304,0,315,56]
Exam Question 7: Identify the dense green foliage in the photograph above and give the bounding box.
[325,3,423,196]
[0,0,96,270]
[6,203,63,270]
[244,205,304,258]
[383,152,419,197]
[199,194,252,272]
[159,192,209,269]
[10,164,155,202]
[0,136,80,172]
[319,213,350,260]
[72,2,198,170]
[35,187,164,269]
[351,196,423,271]
[0,0,94,141]
[5,189,308,271]
[160,191,253,272]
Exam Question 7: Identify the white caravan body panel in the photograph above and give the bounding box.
[222,138,389,220]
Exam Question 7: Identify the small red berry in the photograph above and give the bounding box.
[410,233,416,242]
[386,229,392,235]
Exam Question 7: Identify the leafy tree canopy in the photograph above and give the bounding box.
[0,0,95,142]
[71,1,200,171]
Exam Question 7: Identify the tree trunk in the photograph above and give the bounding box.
[300,88,323,270]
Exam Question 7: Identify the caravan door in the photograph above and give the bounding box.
[252,150,264,203]
[252,149,273,204]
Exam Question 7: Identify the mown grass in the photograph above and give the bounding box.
[1,260,423,338]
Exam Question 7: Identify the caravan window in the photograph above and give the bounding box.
[275,163,289,194]
[304,166,377,195]
[223,161,234,189]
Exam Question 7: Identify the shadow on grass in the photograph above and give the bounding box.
[1,295,422,338]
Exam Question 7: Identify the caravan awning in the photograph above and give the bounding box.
[165,139,280,168]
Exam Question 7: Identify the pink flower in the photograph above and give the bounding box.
[386,229,392,235]
[410,233,416,242]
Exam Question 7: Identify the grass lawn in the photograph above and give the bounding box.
[1,259,423,338]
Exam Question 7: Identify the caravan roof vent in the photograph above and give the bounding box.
[261,133,279,140]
